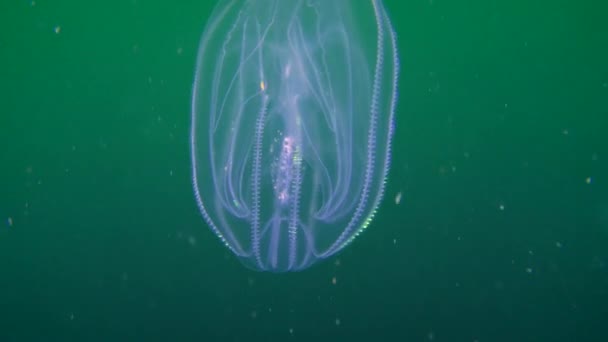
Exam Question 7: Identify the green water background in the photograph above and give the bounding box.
[1,0,607,341]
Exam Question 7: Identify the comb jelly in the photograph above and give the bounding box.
[191,0,400,272]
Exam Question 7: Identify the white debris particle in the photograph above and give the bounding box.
[586,177,592,184]
[555,241,562,248]
[54,26,61,34]
[7,217,13,227]
[395,191,402,205]
[499,203,505,211]
[335,318,341,326]
[526,267,533,273]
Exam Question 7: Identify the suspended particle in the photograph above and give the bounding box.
[395,191,402,205]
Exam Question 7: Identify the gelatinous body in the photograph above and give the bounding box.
[191,0,399,272]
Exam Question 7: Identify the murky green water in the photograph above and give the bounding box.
[0,0,606,340]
